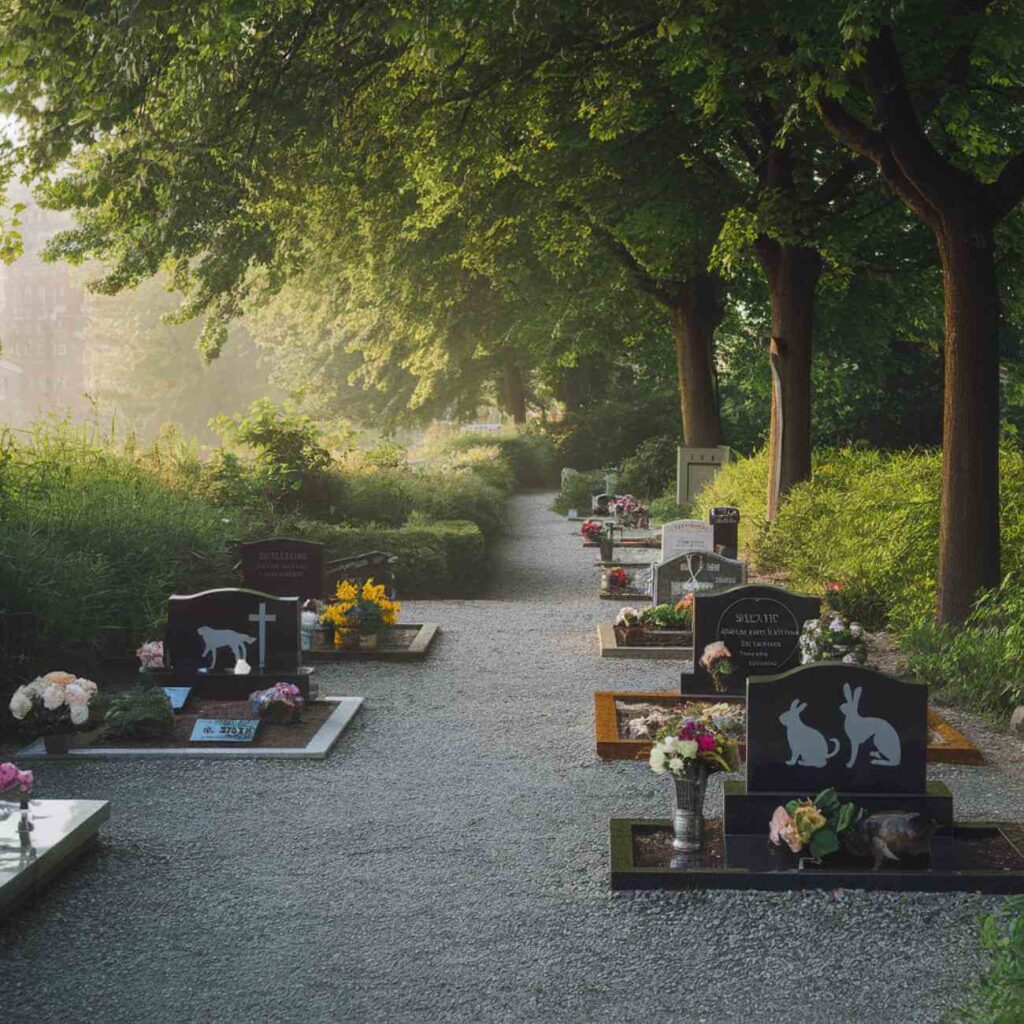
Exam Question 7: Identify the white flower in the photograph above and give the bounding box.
[64,684,90,708]
[829,617,846,632]
[42,684,65,711]
[649,745,669,774]
[69,705,89,726]
[677,739,698,759]
[850,623,863,638]
[615,607,641,626]
[233,659,252,676]
[668,756,684,772]
[23,678,44,698]
[842,653,858,664]
[77,678,98,695]
[9,689,32,720]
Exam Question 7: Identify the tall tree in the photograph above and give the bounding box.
[784,0,1024,622]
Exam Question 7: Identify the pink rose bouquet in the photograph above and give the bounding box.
[0,762,33,800]
[8,671,98,734]
[137,640,165,671]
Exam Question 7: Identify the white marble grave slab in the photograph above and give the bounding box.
[660,519,714,562]
[0,798,110,915]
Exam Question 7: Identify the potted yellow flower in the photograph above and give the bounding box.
[320,578,400,650]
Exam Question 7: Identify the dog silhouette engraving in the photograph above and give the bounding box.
[197,626,256,671]
[839,683,901,768]
[779,698,840,767]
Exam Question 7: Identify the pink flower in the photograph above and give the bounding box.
[0,763,32,796]
[768,806,803,853]
[697,733,717,752]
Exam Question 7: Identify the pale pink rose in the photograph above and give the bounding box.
[69,705,89,726]
[41,684,65,711]
[8,689,32,720]
[769,806,791,846]
[75,678,98,695]
[64,684,91,708]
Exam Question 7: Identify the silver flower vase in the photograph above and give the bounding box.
[671,762,710,851]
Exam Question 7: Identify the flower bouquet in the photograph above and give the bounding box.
[769,788,864,861]
[0,762,33,830]
[699,641,735,692]
[610,495,650,529]
[649,706,740,850]
[642,596,693,630]
[9,671,98,751]
[137,640,164,676]
[614,606,645,645]
[321,578,400,649]
[601,565,632,595]
[580,519,604,543]
[249,682,305,724]
[799,612,867,665]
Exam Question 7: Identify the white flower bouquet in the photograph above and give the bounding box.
[799,612,867,665]
[8,671,98,735]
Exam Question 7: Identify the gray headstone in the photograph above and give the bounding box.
[653,550,747,604]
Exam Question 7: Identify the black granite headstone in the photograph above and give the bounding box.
[688,584,820,696]
[165,588,301,681]
[746,663,927,795]
[323,551,398,598]
[240,538,324,601]
[592,493,614,515]
[653,550,747,605]
[709,506,740,559]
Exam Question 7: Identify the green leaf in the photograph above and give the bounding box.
[809,827,840,860]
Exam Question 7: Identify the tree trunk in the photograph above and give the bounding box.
[501,360,527,424]
[935,225,1001,624]
[669,273,724,447]
[756,240,822,520]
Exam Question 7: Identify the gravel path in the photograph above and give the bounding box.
[2,492,1021,1024]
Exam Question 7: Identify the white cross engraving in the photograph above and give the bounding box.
[248,602,277,669]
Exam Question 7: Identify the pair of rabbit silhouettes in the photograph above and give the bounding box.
[779,683,902,769]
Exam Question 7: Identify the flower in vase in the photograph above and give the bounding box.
[649,745,669,774]
[769,806,803,853]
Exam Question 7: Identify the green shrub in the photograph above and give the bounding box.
[102,689,176,740]
[618,435,679,499]
[441,431,556,489]
[551,472,604,515]
[902,576,1024,716]
[945,897,1024,1024]
[271,517,488,597]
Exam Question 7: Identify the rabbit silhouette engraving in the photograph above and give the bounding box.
[839,683,902,768]
[779,699,840,768]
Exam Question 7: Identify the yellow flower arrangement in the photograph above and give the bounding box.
[320,577,400,646]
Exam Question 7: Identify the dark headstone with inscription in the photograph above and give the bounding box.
[687,584,820,697]
[241,538,324,601]
[709,506,740,559]
[323,551,398,598]
[653,551,747,605]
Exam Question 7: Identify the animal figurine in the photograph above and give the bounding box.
[197,626,256,671]
[843,811,938,870]
[839,683,902,768]
[779,698,840,768]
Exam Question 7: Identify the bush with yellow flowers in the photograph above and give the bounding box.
[320,578,400,645]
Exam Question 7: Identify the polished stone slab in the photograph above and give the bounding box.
[0,798,110,915]
[15,697,363,761]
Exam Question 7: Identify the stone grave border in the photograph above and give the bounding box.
[592,690,982,765]
[306,623,440,661]
[0,799,110,915]
[597,624,693,660]
[15,697,363,762]
[608,818,1024,893]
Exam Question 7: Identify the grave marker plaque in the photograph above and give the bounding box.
[165,588,301,681]
[653,551,747,605]
[240,538,324,601]
[161,686,192,711]
[660,519,715,562]
[688,584,820,696]
[189,718,260,743]
[746,663,928,795]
